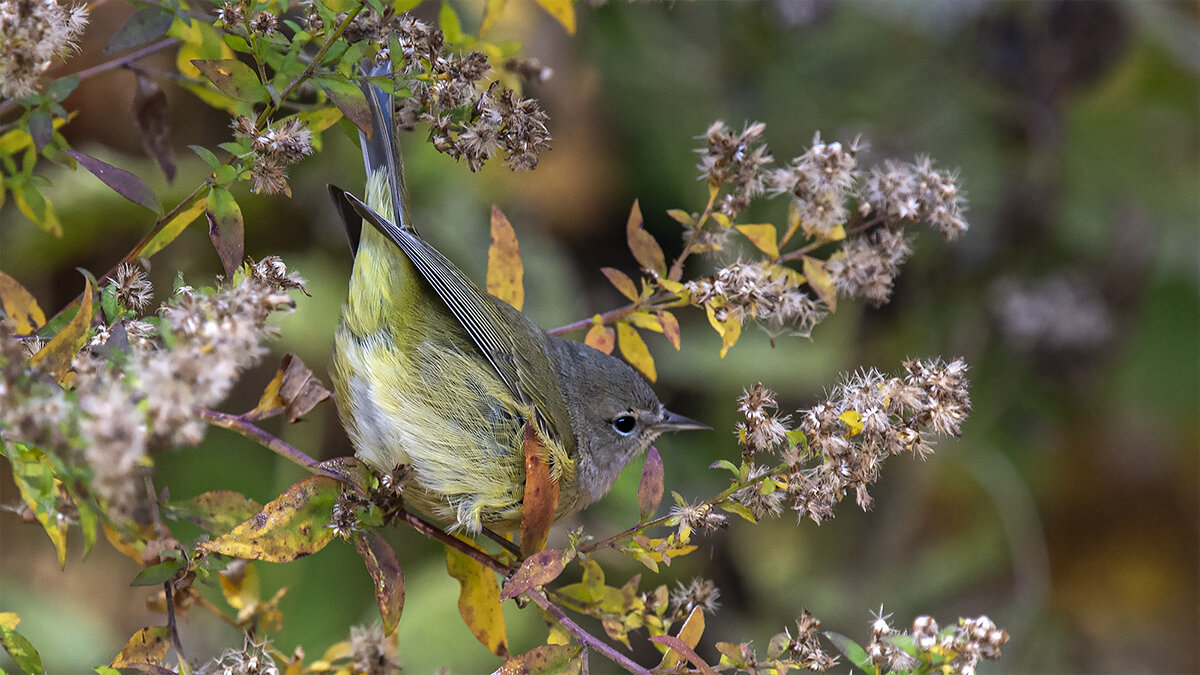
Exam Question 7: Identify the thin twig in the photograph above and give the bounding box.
[396,509,511,575]
[526,588,652,675]
[196,408,341,480]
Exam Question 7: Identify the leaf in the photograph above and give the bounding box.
[627,311,663,334]
[637,447,664,521]
[703,304,741,359]
[206,186,244,280]
[110,626,171,668]
[616,322,656,382]
[0,626,42,675]
[486,205,524,310]
[533,0,576,35]
[315,76,372,137]
[653,607,714,674]
[315,456,373,494]
[666,208,695,227]
[500,548,570,601]
[477,0,507,38]
[166,490,262,536]
[355,530,405,635]
[521,423,559,558]
[64,149,162,214]
[197,476,339,562]
[30,276,93,382]
[735,223,780,259]
[781,198,803,247]
[802,255,837,311]
[249,353,332,423]
[838,409,863,437]
[718,500,758,524]
[0,613,18,630]
[496,644,583,675]
[142,192,209,258]
[659,311,681,350]
[0,270,46,334]
[28,109,52,152]
[583,319,614,355]
[445,541,508,657]
[825,631,873,672]
[14,183,62,235]
[105,7,173,54]
[130,558,184,587]
[131,71,176,183]
[439,1,463,42]
[600,267,638,302]
[625,200,666,276]
[191,59,269,104]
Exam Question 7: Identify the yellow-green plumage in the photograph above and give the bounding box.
[329,66,705,534]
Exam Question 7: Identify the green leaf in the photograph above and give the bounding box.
[104,6,173,54]
[315,76,372,137]
[167,490,263,535]
[205,186,244,279]
[0,626,42,675]
[197,476,340,562]
[190,59,269,104]
[130,558,184,587]
[825,631,874,672]
[439,1,463,43]
[189,144,220,170]
[13,183,62,236]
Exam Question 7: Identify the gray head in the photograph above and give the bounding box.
[547,336,706,507]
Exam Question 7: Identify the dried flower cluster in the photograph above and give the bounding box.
[722,358,970,525]
[197,636,279,675]
[697,121,772,215]
[860,156,968,240]
[868,611,1009,675]
[348,624,401,675]
[0,258,303,522]
[766,132,862,239]
[0,0,88,99]
[668,577,722,618]
[320,12,551,172]
[232,117,315,195]
[824,227,912,307]
[684,260,827,338]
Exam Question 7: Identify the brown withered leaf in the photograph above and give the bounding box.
[197,476,339,562]
[277,354,331,422]
[445,539,508,657]
[487,205,524,310]
[637,447,664,522]
[131,70,176,183]
[600,266,638,302]
[355,530,405,635]
[206,186,244,281]
[500,547,571,601]
[520,423,559,558]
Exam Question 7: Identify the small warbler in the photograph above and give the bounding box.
[328,67,704,534]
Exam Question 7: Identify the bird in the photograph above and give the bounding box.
[327,64,705,536]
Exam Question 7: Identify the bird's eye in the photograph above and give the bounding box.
[611,415,637,435]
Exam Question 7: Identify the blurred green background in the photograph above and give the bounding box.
[2,0,1197,672]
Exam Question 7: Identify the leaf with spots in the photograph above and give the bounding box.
[355,530,405,635]
[487,205,524,310]
[445,539,508,657]
[0,270,45,334]
[166,490,262,536]
[626,200,666,276]
[30,276,93,383]
[191,58,269,103]
[584,318,615,354]
[497,644,583,675]
[197,476,339,562]
[109,626,171,669]
[1,625,43,675]
[500,547,571,601]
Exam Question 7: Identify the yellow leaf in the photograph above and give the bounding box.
[445,540,508,657]
[477,0,507,38]
[658,607,706,671]
[802,255,837,312]
[600,267,638,302]
[487,205,524,310]
[712,212,732,229]
[659,311,681,350]
[839,409,864,437]
[110,626,171,668]
[534,0,575,35]
[0,270,46,334]
[628,310,663,333]
[218,560,260,612]
[658,277,685,295]
[626,200,667,276]
[0,613,19,630]
[617,321,656,382]
[666,208,695,227]
[197,476,339,562]
[142,192,209,258]
[584,318,614,355]
[703,304,741,358]
[735,223,780,259]
[780,198,803,247]
[13,185,62,236]
[30,276,92,382]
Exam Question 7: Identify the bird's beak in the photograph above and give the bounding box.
[653,410,710,432]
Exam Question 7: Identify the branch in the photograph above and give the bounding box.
[526,588,653,675]
[395,509,511,575]
[196,408,341,480]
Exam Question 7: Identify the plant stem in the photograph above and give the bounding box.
[526,588,653,675]
[196,408,341,480]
